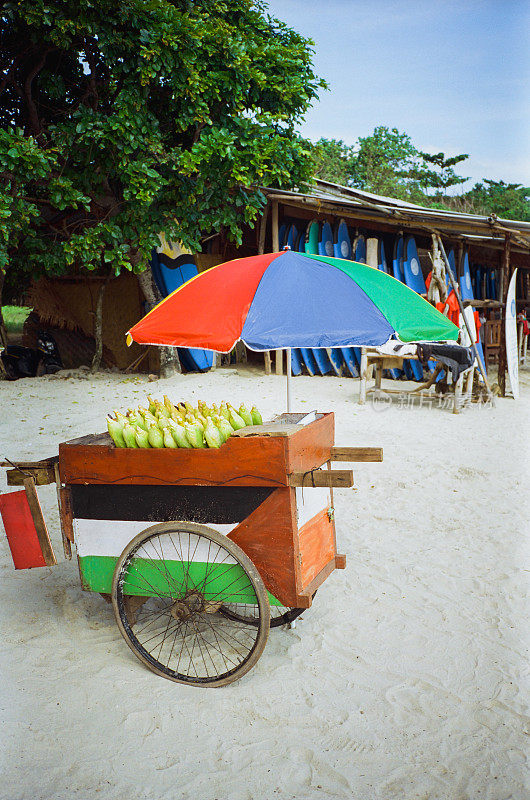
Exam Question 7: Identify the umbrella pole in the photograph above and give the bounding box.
[286,349,292,411]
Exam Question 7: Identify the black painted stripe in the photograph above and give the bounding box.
[70,484,274,524]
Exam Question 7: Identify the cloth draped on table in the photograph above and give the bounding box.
[375,339,474,381]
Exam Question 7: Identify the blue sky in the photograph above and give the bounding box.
[265,0,529,189]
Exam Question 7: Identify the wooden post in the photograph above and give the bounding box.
[366,238,378,268]
[258,202,269,256]
[498,235,511,396]
[271,200,283,375]
[359,348,368,404]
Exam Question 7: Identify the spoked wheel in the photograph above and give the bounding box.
[220,592,316,629]
[111,522,270,687]
[220,603,304,628]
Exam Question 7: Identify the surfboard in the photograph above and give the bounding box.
[402,236,428,380]
[377,240,388,272]
[313,348,333,375]
[318,221,334,258]
[340,347,359,378]
[286,223,299,251]
[327,348,344,376]
[392,235,405,282]
[299,348,318,376]
[155,240,214,372]
[354,234,366,263]
[332,221,360,376]
[459,251,473,301]
[459,251,486,372]
[290,349,303,376]
[305,220,319,254]
[303,221,331,375]
[333,219,352,259]
[446,248,457,287]
[488,268,497,300]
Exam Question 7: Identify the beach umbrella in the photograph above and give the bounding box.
[127,250,459,408]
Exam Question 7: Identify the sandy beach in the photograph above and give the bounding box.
[1,365,528,800]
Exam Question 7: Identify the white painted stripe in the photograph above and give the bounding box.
[295,487,330,528]
[74,519,237,559]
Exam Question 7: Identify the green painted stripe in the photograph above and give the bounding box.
[304,254,459,342]
[79,555,282,605]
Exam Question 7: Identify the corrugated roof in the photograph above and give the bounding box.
[261,179,530,248]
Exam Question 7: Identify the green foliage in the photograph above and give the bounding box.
[463,180,530,222]
[0,0,325,284]
[313,138,354,185]
[313,126,469,202]
[2,305,32,333]
[312,126,528,221]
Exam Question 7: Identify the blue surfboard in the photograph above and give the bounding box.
[340,347,359,378]
[156,252,214,372]
[392,235,405,282]
[446,248,457,287]
[378,240,388,272]
[327,348,344,376]
[300,348,318,376]
[290,349,303,376]
[488,268,497,299]
[278,223,287,250]
[402,236,428,380]
[286,223,299,251]
[354,234,366,263]
[301,221,334,375]
[150,248,210,372]
[460,252,473,301]
[332,221,360,376]
[333,219,352,259]
[318,221,334,258]
[313,348,333,375]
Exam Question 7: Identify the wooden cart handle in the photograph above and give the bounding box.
[330,447,383,462]
[288,469,354,488]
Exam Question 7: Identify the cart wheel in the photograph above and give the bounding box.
[220,592,317,629]
[111,522,270,687]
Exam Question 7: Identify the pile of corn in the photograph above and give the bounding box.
[106,395,263,449]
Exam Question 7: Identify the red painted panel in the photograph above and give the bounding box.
[298,509,335,588]
[0,490,48,569]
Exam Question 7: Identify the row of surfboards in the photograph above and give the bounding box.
[149,222,486,376]
[280,220,448,380]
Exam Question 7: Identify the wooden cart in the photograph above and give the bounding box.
[1,412,382,686]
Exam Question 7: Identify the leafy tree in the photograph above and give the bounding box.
[312,138,354,185]
[410,151,469,198]
[463,180,530,221]
[348,126,420,199]
[0,0,325,348]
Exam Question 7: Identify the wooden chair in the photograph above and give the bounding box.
[484,319,501,366]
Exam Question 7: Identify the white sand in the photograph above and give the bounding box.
[0,365,528,800]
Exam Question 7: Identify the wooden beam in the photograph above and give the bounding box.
[288,469,354,488]
[330,446,383,462]
[55,464,72,559]
[7,465,57,486]
[22,478,57,566]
